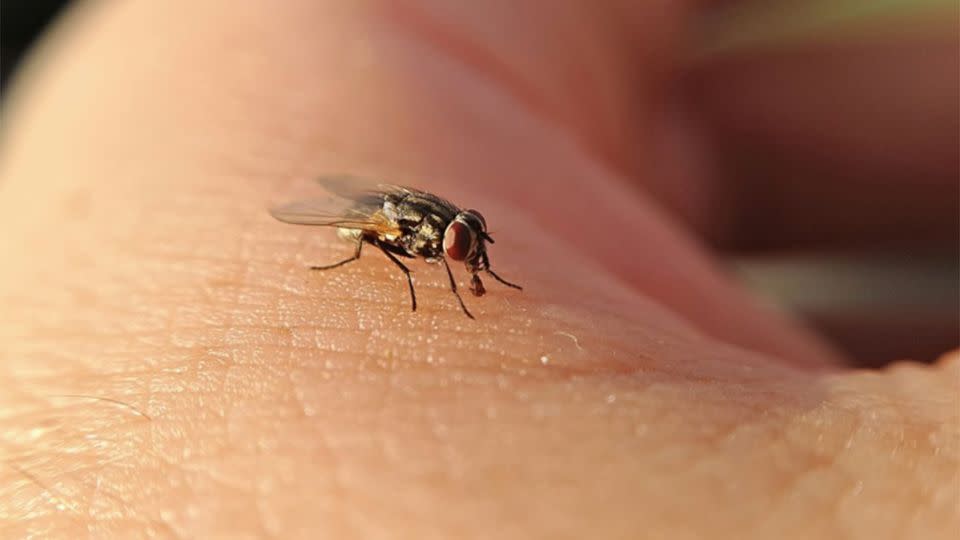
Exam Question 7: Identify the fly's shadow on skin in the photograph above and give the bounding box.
[270,176,523,319]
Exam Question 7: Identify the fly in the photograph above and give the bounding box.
[269,176,522,319]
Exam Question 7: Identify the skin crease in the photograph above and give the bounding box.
[0,1,957,539]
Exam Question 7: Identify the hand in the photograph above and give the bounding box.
[1,1,956,538]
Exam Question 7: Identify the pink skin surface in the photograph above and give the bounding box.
[0,1,956,538]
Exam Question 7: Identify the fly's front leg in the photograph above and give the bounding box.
[470,274,486,297]
[485,269,522,290]
[310,236,363,270]
[481,252,522,290]
[441,258,475,319]
[376,241,417,312]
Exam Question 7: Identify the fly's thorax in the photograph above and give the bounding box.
[382,197,419,224]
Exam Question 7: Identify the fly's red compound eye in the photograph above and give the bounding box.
[443,220,475,261]
[467,209,486,230]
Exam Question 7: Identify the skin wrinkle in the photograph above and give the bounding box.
[2,408,167,537]
[5,462,85,516]
[47,395,152,421]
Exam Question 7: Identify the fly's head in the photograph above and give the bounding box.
[443,209,493,296]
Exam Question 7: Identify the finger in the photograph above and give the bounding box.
[0,0,842,367]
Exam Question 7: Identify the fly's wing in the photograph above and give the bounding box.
[312,174,385,200]
[268,200,385,228]
[269,180,401,236]
[313,175,461,214]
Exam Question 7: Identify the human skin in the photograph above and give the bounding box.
[0,1,957,539]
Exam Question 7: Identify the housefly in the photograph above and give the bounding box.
[269,176,522,319]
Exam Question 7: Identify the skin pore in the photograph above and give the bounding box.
[0,1,957,538]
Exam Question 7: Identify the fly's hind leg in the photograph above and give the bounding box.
[376,241,417,312]
[310,236,363,270]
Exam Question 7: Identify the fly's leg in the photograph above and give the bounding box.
[376,242,417,312]
[486,269,523,290]
[441,258,475,319]
[480,252,522,290]
[310,237,363,270]
[470,274,486,297]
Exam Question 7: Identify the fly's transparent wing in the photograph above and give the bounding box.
[312,174,387,199]
[312,174,452,206]
[311,174,419,209]
[269,200,375,228]
[270,180,401,236]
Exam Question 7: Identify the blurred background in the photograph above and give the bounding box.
[686,0,958,366]
[2,0,957,367]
